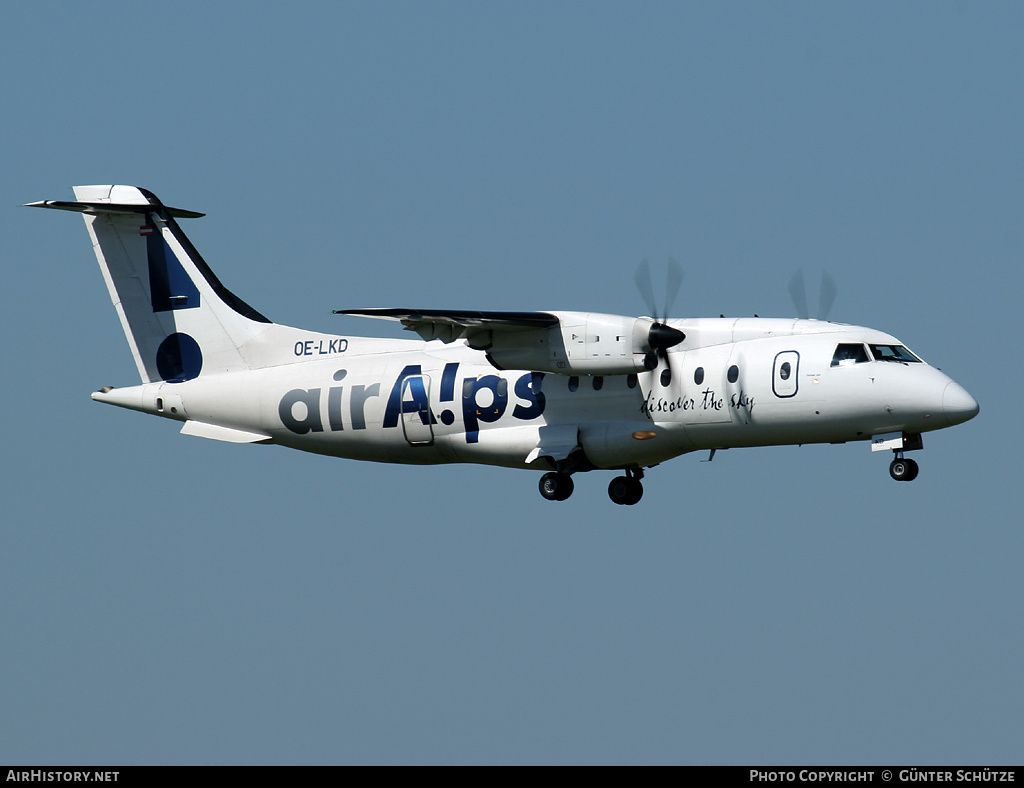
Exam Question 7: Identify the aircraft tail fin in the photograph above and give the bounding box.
[29,186,271,383]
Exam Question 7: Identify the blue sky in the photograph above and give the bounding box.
[2,2,1021,764]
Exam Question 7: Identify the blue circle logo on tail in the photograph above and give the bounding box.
[156,333,203,381]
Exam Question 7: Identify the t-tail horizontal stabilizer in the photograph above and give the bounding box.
[29,186,271,385]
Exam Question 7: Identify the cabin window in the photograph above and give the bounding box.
[593,376,604,391]
[660,368,672,386]
[694,367,704,385]
[626,374,638,389]
[568,376,579,392]
[869,344,922,363]
[831,343,870,367]
[779,362,791,380]
[728,365,739,383]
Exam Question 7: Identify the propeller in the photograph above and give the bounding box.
[635,257,686,369]
[788,269,838,321]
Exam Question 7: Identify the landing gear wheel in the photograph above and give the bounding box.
[539,472,574,501]
[889,457,919,482]
[608,476,643,505]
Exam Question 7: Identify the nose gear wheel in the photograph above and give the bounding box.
[889,457,919,481]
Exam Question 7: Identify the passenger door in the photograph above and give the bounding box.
[400,375,434,446]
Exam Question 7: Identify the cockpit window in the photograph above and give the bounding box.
[831,343,870,367]
[869,344,921,363]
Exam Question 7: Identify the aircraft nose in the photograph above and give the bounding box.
[942,380,979,426]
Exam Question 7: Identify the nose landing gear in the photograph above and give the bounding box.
[875,434,923,482]
[889,453,920,482]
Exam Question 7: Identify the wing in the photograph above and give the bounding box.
[335,308,680,376]
[334,308,559,343]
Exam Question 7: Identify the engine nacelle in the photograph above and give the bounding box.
[472,311,676,375]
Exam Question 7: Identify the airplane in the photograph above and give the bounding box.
[28,185,979,505]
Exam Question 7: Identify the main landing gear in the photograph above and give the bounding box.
[538,468,645,504]
[889,454,919,482]
[608,468,644,505]
[538,472,574,501]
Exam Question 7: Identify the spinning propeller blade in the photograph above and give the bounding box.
[789,270,810,320]
[663,256,683,322]
[635,258,686,368]
[789,269,838,321]
[634,259,658,320]
[818,271,838,322]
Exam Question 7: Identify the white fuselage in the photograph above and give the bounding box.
[94,317,978,473]
[32,185,979,501]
